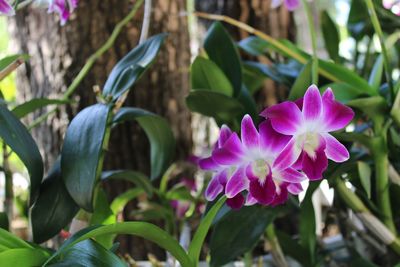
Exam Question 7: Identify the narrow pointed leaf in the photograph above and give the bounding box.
[368,55,383,91]
[0,105,43,205]
[101,170,153,196]
[321,11,340,62]
[113,108,175,179]
[0,248,49,267]
[102,34,167,101]
[289,60,313,100]
[357,161,371,198]
[12,98,70,119]
[61,104,112,211]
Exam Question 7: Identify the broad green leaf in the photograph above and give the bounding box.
[0,228,32,251]
[113,107,175,179]
[347,96,388,119]
[0,105,43,205]
[320,82,365,103]
[321,11,340,62]
[209,206,277,267]
[204,22,242,96]
[237,36,270,56]
[89,189,116,248]
[31,160,79,244]
[288,60,313,100]
[44,223,192,267]
[61,104,112,211]
[242,62,267,94]
[276,231,309,267]
[191,56,233,96]
[110,188,143,214]
[0,212,8,230]
[357,161,371,198]
[102,34,167,101]
[12,98,70,119]
[0,54,29,72]
[101,170,153,196]
[368,55,383,91]
[237,85,258,122]
[186,90,244,124]
[243,61,291,87]
[48,239,126,267]
[0,248,49,267]
[347,0,370,40]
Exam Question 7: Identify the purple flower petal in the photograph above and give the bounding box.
[198,157,219,170]
[323,133,349,162]
[212,133,244,165]
[301,142,328,180]
[226,194,245,210]
[245,193,258,206]
[273,137,302,170]
[241,115,259,149]
[259,120,291,155]
[218,125,233,147]
[303,85,322,122]
[270,185,289,206]
[0,0,14,16]
[205,174,224,201]
[275,168,306,183]
[225,167,248,198]
[284,0,299,11]
[249,175,276,205]
[217,169,228,185]
[287,183,303,195]
[321,88,354,132]
[261,101,302,135]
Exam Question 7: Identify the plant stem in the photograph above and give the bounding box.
[0,57,24,81]
[28,0,144,130]
[265,223,288,267]
[2,143,13,220]
[364,0,393,99]
[301,0,319,84]
[334,178,400,255]
[193,12,338,82]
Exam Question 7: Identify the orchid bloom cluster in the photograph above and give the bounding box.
[200,85,354,209]
[0,0,78,25]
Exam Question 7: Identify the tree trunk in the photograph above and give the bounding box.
[8,0,191,260]
[195,0,296,106]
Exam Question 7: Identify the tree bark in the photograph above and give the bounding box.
[8,0,191,260]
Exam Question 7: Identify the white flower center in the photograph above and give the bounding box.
[297,132,320,159]
[252,159,271,184]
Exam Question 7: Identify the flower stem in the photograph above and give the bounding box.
[334,178,400,255]
[28,0,145,130]
[265,223,288,267]
[301,0,319,84]
[364,0,393,99]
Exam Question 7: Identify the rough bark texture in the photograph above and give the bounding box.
[196,0,296,107]
[9,0,191,259]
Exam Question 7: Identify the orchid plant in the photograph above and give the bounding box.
[1,0,400,266]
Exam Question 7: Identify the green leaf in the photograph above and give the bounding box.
[12,98,70,119]
[191,56,233,96]
[347,95,388,119]
[48,239,126,267]
[30,160,79,244]
[237,85,258,122]
[321,11,340,62]
[188,196,226,264]
[0,248,49,267]
[0,228,33,251]
[44,223,192,267]
[237,36,270,56]
[0,212,9,230]
[209,206,277,266]
[102,34,167,101]
[242,63,267,94]
[288,60,313,100]
[357,161,371,198]
[204,22,242,96]
[368,55,383,91]
[110,188,143,215]
[61,104,112,211]
[0,54,29,72]
[243,61,291,87]
[89,189,116,248]
[276,231,309,267]
[320,82,366,103]
[101,170,153,196]
[113,107,175,180]
[0,105,43,205]
[186,90,244,123]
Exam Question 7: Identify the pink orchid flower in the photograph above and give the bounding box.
[47,0,78,25]
[261,85,354,180]
[383,0,400,15]
[271,0,299,11]
[0,0,14,16]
